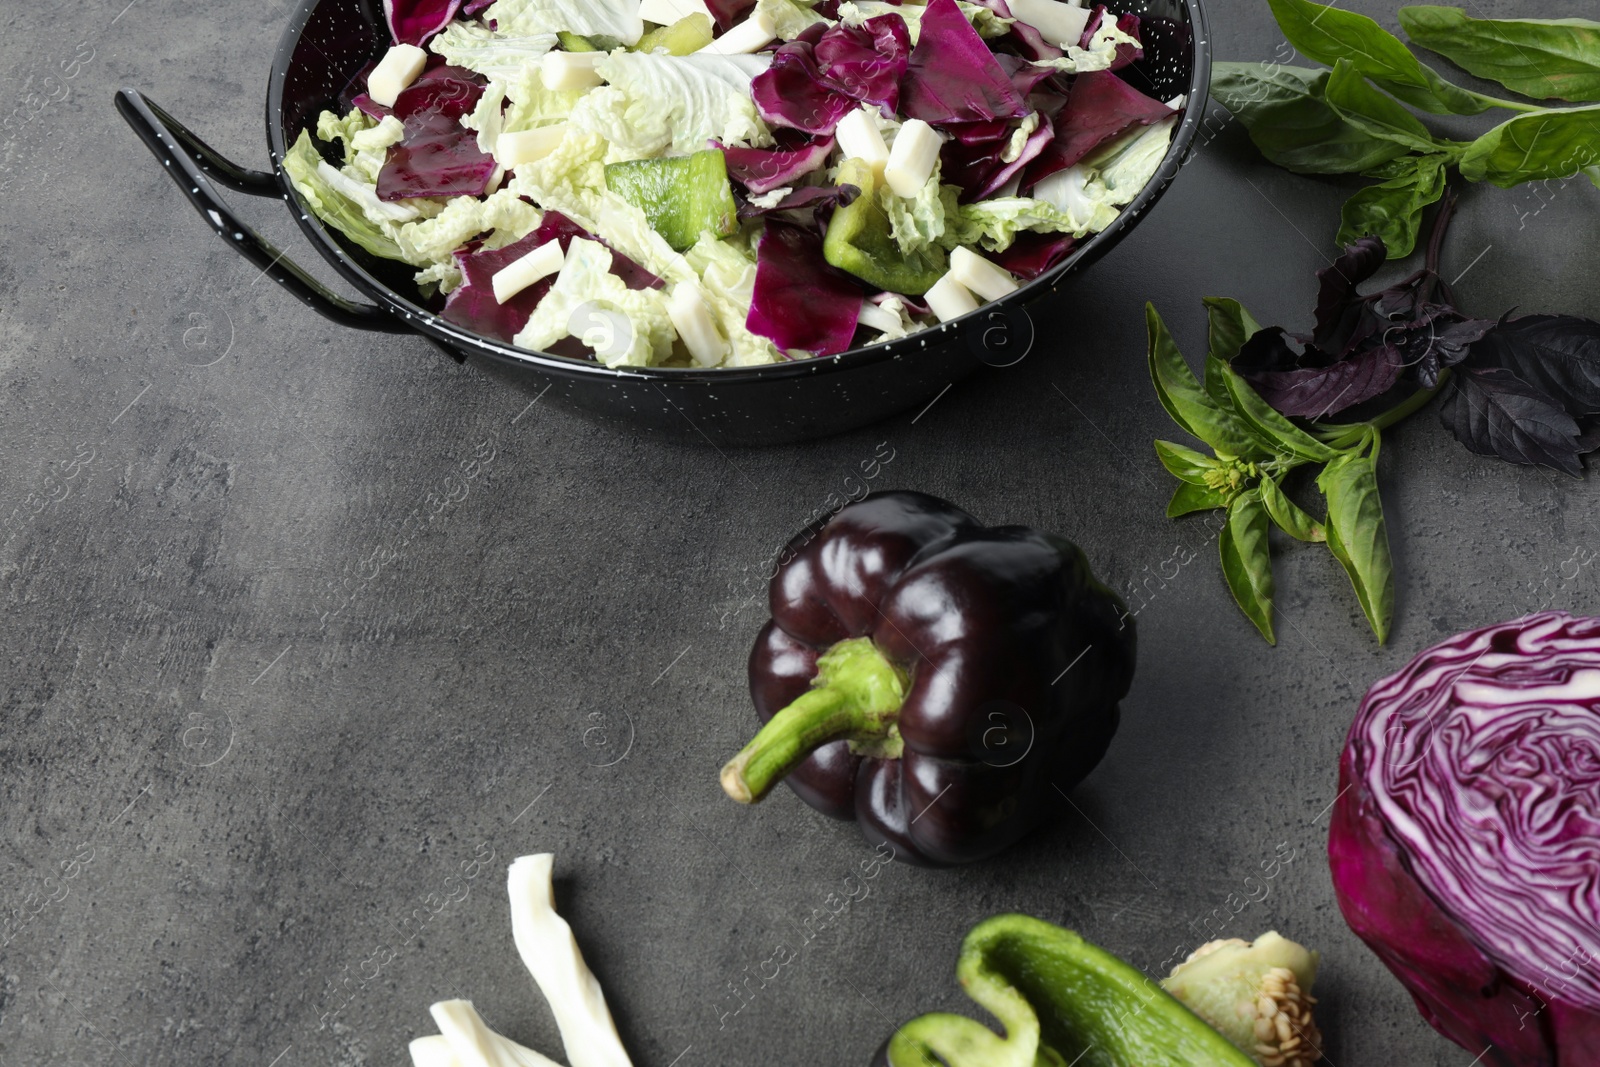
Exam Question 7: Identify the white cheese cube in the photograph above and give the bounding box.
[497,124,569,169]
[1005,0,1092,47]
[949,246,1019,301]
[667,282,729,366]
[639,0,713,24]
[541,51,606,90]
[698,8,776,53]
[925,272,980,322]
[884,118,942,198]
[835,108,890,175]
[366,43,428,109]
[493,239,565,304]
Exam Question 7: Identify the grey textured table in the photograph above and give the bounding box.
[3,0,1596,1064]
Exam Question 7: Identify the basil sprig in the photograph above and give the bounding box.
[1212,0,1600,258]
[1146,303,1395,644]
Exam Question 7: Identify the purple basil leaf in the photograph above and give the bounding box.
[1471,313,1600,416]
[737,183,860,220]
[378,65,496,200]
[1312,236,1388,353]
[442,211,661,343]
[968,0,1062,60]
[718,135,836,194]
[1078,6,1143,69]
[1233,325,1304,374]
[1408,314,1497,389]
[900,0,1028,124]
[1022,69,1171,189]
[1244,343,1405,418]
[386,0,462,46]
[990,231,1075,279]
[752,34,856,135]
[814,15,912,114]
[747,221,863,356]
[1440,366,1584,475]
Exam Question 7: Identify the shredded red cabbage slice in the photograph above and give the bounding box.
[991,231,1075,279]
[385,0,462,46]
[941,114,1054,201]
[967,0,1062,60]
[1330,612,1600,1066]
[899,0,1028,125]
[718,135,837,194]
[747,222,863,356]
[994,53,1061,99]
[1079,5,1144,70]
[737,183,860,221]
[1022,70,1171,190]
[442,211,662,343]
[352,93,393,121]
[706,0,759,31]
[377,65,497,201]
[812,15,912,115]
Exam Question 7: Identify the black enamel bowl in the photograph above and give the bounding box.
[116,0,1210,446]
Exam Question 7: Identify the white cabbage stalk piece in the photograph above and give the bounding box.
[407,854,634,1067]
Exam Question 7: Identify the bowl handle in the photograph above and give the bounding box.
[114,88,410,334]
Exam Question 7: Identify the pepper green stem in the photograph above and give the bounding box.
[720,637,908,804]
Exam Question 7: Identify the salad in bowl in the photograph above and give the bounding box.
[285,0,1186,369]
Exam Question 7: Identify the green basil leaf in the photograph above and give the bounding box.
[1399,5,1600,104]
[1259,473,1327,542]
[1210,62,1415,174]
[1219,489,1277,644]
[1458,104,1600,188]
[1213,357,1339,462]
[1266,0,1490,114]
[1146,303,1267,459]
[1202,297,1264,364]
[1317,452,1395,643]
[1324,60,1450,154]
[1168,482,1227,518]
[1336,153,1449,258]
[1155,440,1222,485]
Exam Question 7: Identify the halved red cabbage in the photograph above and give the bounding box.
[1330,611,1600,1067]
[377,65,497,201]
[747,221,862,355]
[442,211,662,343]
[385,0,462,46]
[1079,5,1144,70]
[1022,70,1171,190]
[718,135,836,194]
[992,231,1075,279]
[900,0,1029,124]
[752,18,910,135]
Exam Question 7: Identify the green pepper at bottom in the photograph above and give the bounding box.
[882,916,1257,1067]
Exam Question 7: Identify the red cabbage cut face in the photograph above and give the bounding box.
[385,0,463,46]
[899,0,1028,125]
[1330,611,1600,1067]
[747,221,862,356]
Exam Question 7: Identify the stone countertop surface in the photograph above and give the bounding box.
[2,0,1596,1064]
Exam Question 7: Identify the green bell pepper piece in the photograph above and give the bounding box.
[556,30,624,51]
[823,158,946,296]
[635,13,714,54]
[605,149,740,252]
[885,916,1258,1067]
